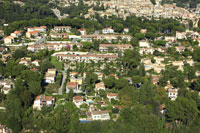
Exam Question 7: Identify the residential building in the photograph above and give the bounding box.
[102,28,114,34]
[73,96,84,108]
[91,110,110,121]
[31,60,40,67]
[4,36,15,44]
[107,93,118,101]
[44,69,57,84]
[70,77,83,85]
[33,95,55,110]
[54,26,71,33]
[139,40,150,48]
[0,30,4,36]
[176,31,186,39]
[99,44,133,52]
[19,59,30,66]
[167,88,178,101]
[26,31,39,38]
[78,29,87,35]
[56,53,118,63]
[50,33,68,39]
[66,82,82,93]
[11,30,22,38]
[95,82,106,92]
[27,26,47,32]
[165,36,176,42]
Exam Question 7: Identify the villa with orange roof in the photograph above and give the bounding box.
[26,30,39,38]
[33,95,55,110]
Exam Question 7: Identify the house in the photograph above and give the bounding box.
[0,47,8,54]
[139,40,150,48]
[0,30,4,36]
[78,29,87,35]
[123,28,129,33]
[70,72,79,78]
[32,26,47,32]
[66,82,82,93]
[4,36,15,44]
[26,31,39,38]
[11,30,22,38]
[108,74,119,79]
[140,29,147,34]
[107,93,118,101]
[56,53,118,63]
[31,60,40,67]
[184,59,194,66]
[102,28,114,34]
[152,75,160,85]
[195,71,200,77]
[27,26,47,32]
[176,31,186,39]
[165,36,176,42]
[95,82,106,92]
[19,59,30,66]
[50,33,68,39]
[54,26,71,33]
[2,54,11,62]
[44,69,57,84]
[99,44,133,52]
[154,57,164,64]
[172,61,184,71]
[167,88,178,101]
[154,64,165,73]
[70,77,83,85]
[1,87,11,95]
[0,80,13,94]
[33,95,55,110]
[73,96,84,108]
[0,124,11,133]
[91,110,110,121]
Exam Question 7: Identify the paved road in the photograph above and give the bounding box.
[58,64,69,95]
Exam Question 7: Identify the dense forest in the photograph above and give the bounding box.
[0,0,55,24]
[162,0,200,8]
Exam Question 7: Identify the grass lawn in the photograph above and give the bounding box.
[51,56,63,71]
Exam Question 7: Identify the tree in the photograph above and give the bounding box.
[135,33,145,40]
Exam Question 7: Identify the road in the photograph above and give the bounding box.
[58,63,69,95]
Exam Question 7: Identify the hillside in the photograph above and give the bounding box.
[162,0,200,8]
[0,0,56,24]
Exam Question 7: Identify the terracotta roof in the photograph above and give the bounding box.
[67,82,78,88]
[35,95,54,101]
[107,93,118,97]
[73,96,83,101]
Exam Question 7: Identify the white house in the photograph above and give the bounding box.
[33,95,55,110]
[139,40,150,48]
[176,31,186,39]
[167,88,178,101]
[44,69,57,84]
[91,110,110,121]
[31,60,40,67]
[102,28,114,34]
